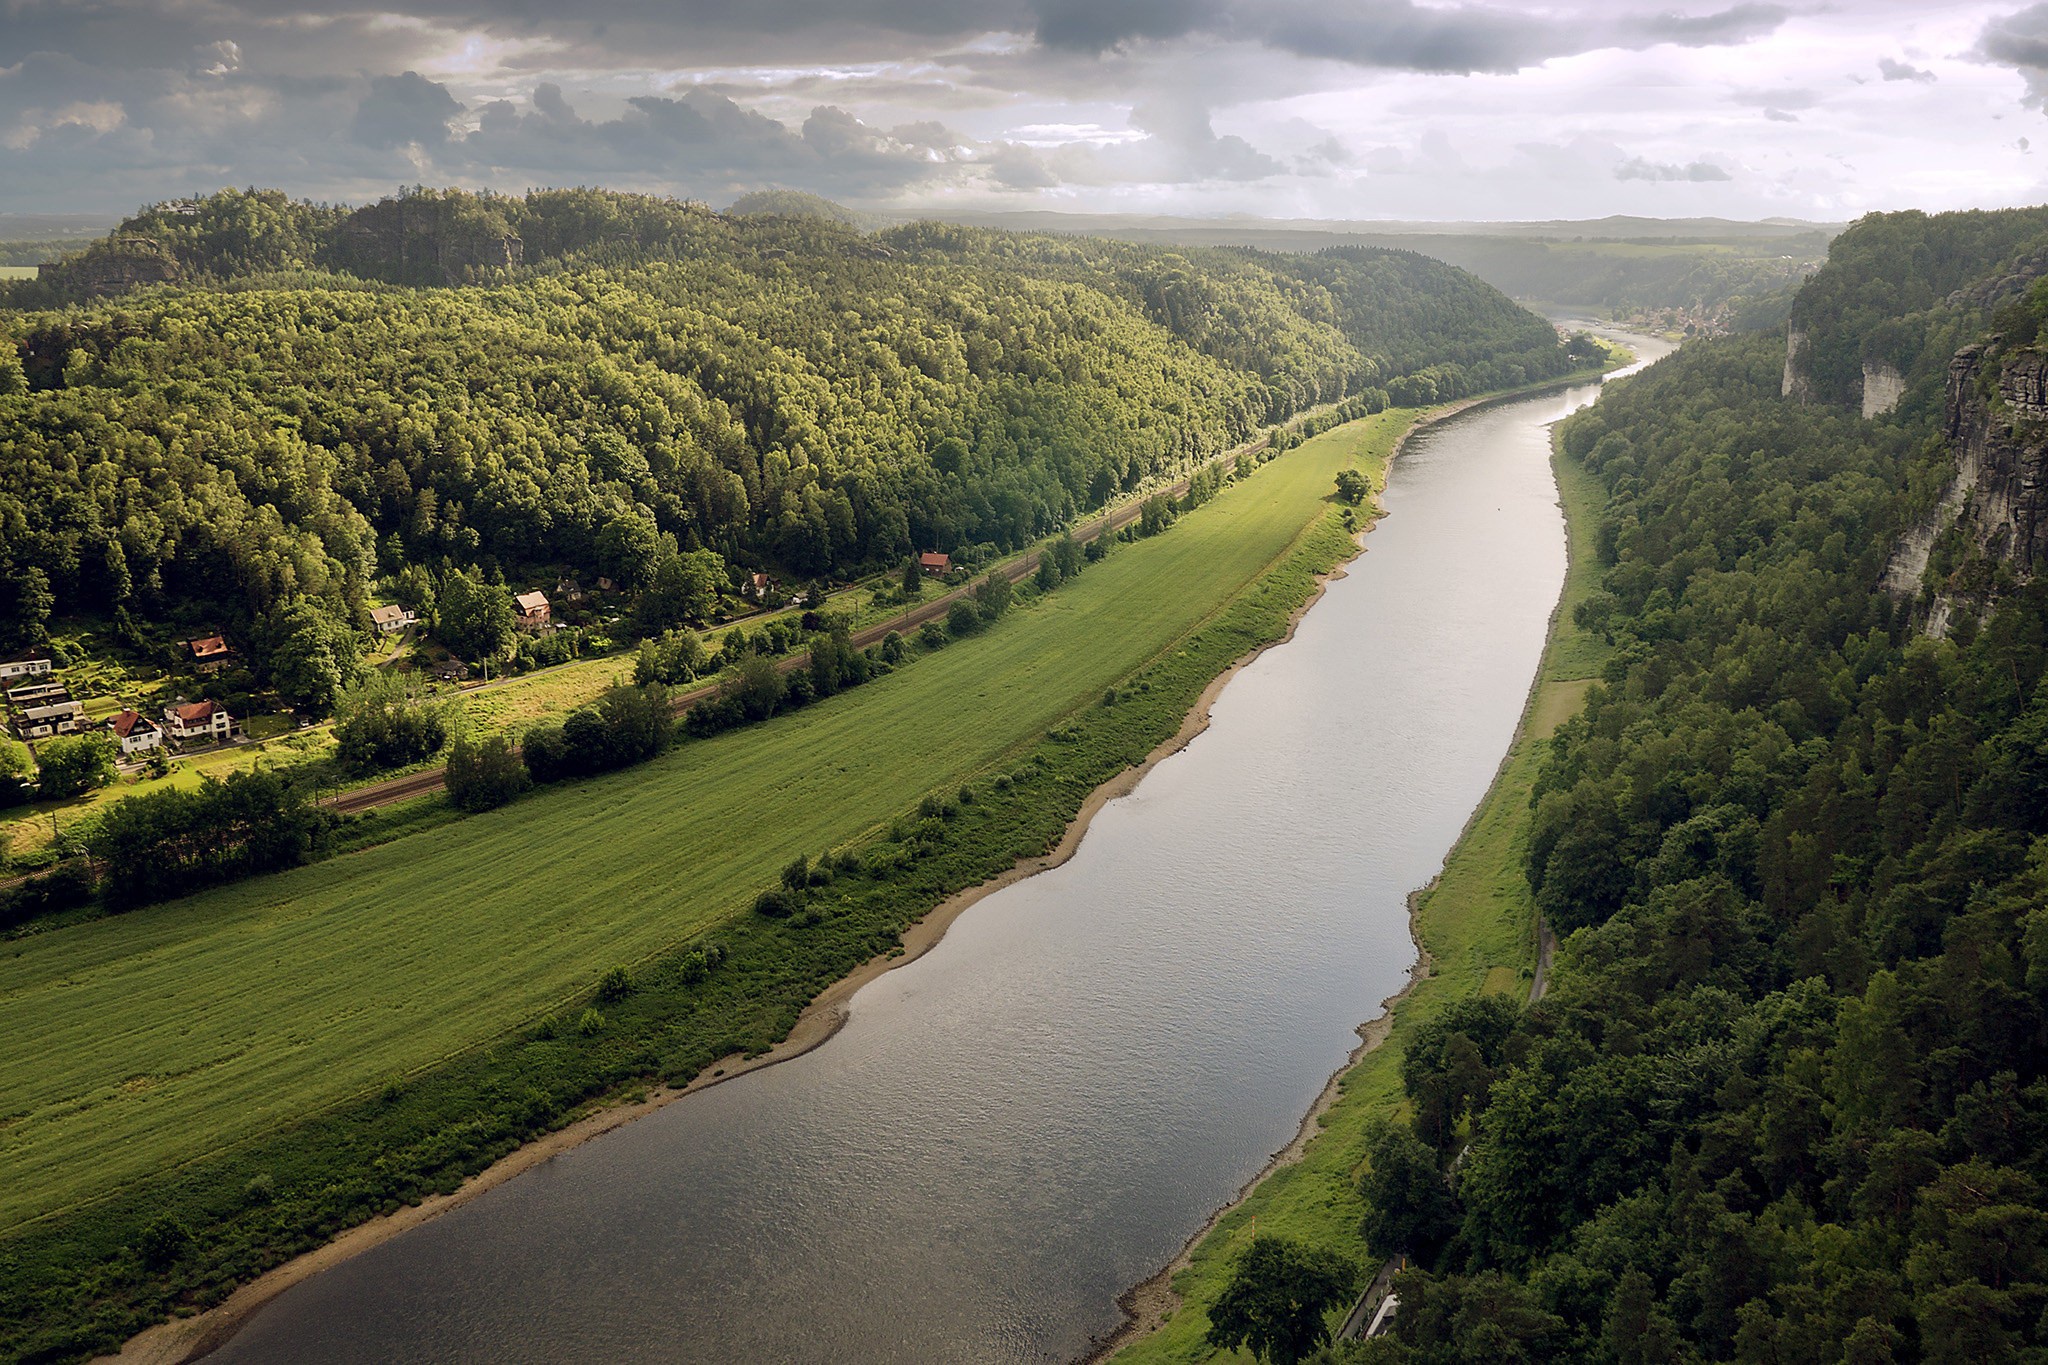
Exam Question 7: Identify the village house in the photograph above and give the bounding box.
[514,591,551,630]
[187,636,231,673]
[109,709,164,757]
[369,604,416,634]
[747,572,779,601]
[0,651,53,684]
[555,576,585,603]
[918,551,952,577]
[6,681,68,709]
[16,699,85,741]
[163,699,233,743]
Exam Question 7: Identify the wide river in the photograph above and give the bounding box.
[215,326,1671,1364]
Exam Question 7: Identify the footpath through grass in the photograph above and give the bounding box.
[1109,436,1614,1364]
[0,407,1416,1362]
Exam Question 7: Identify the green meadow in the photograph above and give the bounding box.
[1111,436,1614,1364]
[0,408,1414,1236]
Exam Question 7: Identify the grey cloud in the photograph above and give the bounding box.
[1035,0,1786,73]
[1877,57,1935,83]
[1614,156,1732,182]
[1980,6,2048,106]
[352,71,463,149]
[1764,107,1798,122]
[1731,86,1815,109]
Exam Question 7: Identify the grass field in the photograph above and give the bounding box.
[0,409,1415,1236]
[1110,436,1614,1364]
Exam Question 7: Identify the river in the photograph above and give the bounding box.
[211,326,1672,1365]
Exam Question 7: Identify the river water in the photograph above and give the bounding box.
[213,329,1670,1365]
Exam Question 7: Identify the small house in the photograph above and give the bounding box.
[0,652,53,683]
[163,699,233,742]
[556,576,585,603]
[17,699,84,740]
[109,709,164,757]
[369,604,416,634]
[918,552,952,577]
[748,572,780,601]
[188,636,231,672]
[6,681,68,708]
[596,576,616,592]
[514,591,551,630]
[434,658,471,683]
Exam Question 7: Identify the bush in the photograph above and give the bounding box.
[333,672,448,776]
[880,631,905,665]
[0,859,96,930]
[577,1008,605,1036]
[918,620,947,649]
[634,629,707,686]
[525,683,673,783]
[753,886,800,918]
[34,733,118,799]
[91,770,334,909]
[597,965,633,1002]
[781,855,810,891]
[137,1216,191,1270]
[974,572,1013,620]
[678,942,725,985]
[1334,468,1372,504]
[947,599,983,636]
[444,732,529,811]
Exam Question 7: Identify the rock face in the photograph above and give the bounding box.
[1862,361,1905,418]
[1933,344,2048,581]
[43,236,179,297]
[1782,326,1814,402]
[328,198,523,285]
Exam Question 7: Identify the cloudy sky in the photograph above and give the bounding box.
[7,0,2048,221]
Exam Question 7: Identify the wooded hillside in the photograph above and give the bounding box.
[0,187,1577,683]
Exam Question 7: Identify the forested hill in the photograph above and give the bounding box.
[0,186,1578,671]
[1341,210,2048,1362]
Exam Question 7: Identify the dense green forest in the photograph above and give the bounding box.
[0,187,1576,692]
[1330,214,2048,1364]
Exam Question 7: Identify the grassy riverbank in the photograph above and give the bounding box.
[0,403,1416,1362]
[1109,433,1615,1364]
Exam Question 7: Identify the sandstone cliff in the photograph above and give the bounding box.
[1887,341,2048,626]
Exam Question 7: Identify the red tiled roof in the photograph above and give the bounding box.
[173,700,217,724]
[189,636,228,658]
[111,709,142,737]
[919,552,950,569]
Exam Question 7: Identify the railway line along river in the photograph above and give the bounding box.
[209,325,1672,1365]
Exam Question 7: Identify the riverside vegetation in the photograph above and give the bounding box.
[1118,206,2048,1365]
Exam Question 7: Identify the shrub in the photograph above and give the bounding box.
[34,733,118,799]
[947,599,983,636]
[918,620,947,649]
[974,572,1013,620]
[91,770,334,909]
[444,733,528,811]
[880,631,906,664]
[137,1216,191,1270]
[243,1172,275,1205]
[597,965,633,1002]
[333,672,448,776]
[577,1008,605,1036]
[0,859,96,930]
[754,886,799,918]
[1035,556,1060,591]
[781,855,810,891]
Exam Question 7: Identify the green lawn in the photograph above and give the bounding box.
[1111,438,1613,1364]
[0,410,1409,1234]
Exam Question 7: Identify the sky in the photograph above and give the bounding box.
[8,0,2048,222]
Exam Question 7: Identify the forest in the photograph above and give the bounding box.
[1315,211,2048,1364]
[0,187,1577,701]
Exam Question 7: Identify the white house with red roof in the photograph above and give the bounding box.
[162,699,233,742]
[109,709,164,757]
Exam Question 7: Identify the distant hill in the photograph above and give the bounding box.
[726,190,880,230]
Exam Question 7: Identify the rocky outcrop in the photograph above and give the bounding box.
[1900,343,2048,619]
[1782,326,1813,401]
[327,197,523,285]
[1862,361,1905,418]
[41,236,179,297]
